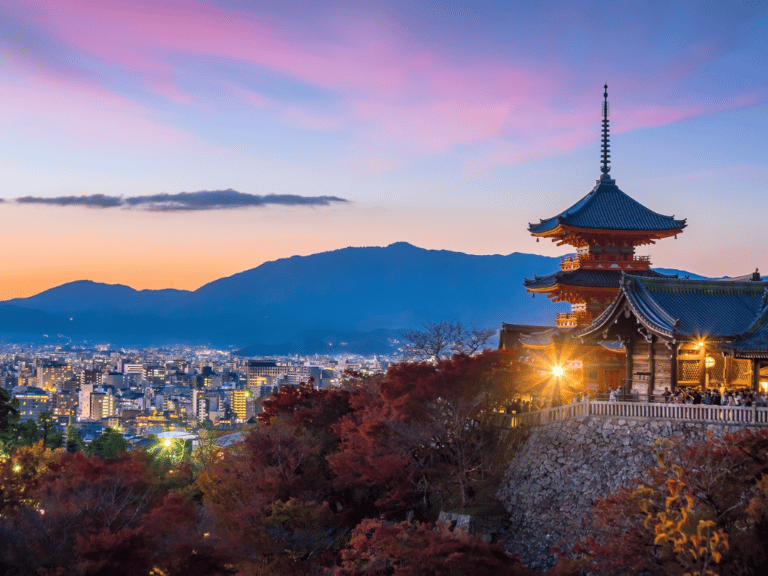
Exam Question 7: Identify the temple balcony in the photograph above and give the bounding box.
[560,254,651,271]
[556,312,592,329]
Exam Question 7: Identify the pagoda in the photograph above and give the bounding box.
[525,86,686,328]
[521,86,687,393]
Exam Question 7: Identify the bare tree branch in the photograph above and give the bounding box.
[401,321,495,361]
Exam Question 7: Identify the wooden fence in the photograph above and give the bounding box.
[503,399,768,428]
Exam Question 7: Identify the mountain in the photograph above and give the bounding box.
[0,243,705,351]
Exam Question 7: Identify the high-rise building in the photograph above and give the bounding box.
[231,389,253,422]
[80,369,103,388]
[79,383,94,420]
[37,362,74,392]
[16,387,51,422]
[90,390,115,420]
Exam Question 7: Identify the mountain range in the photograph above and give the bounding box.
[0,242,698,353]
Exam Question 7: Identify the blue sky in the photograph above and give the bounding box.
[0,0,766,297]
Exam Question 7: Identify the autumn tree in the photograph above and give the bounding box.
[198,384,354,574]
[196,354,523,573]
[0,441,61,517]
[0,449,233,576]
[331,350,522,516]
[576,430,768,576]
[337,518,564,576]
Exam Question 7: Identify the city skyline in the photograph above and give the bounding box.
[1,0,767,298]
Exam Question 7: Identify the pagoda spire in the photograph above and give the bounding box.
[600,84,611,179]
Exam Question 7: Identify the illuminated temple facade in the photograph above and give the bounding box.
[505,86,768,399]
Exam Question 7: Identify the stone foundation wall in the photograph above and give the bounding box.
[496,416,745,571]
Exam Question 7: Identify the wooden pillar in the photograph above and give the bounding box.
[624,336,633,397]
[648,336,655,402]
[699,344,707,389]
[753,359,760,392]
[670,343,678,393]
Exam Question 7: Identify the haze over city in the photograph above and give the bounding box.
[1,0,767,298]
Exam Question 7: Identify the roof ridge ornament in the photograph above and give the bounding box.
[599,84,615,185]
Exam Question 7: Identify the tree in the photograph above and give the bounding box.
[37,412,62,450]
[88,427,130,458]
[331,351,522,515]
[0,441,61,516]
[401,321,495,361]
[0,450,235,576]
[65,425,86,453]
[575,430,768,576]
[0,388,19,453]
[337,518,543,576]
[18,419,40,446]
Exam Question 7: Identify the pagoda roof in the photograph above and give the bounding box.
[524,268,672,292]
[528,177,687,236]
[580,274,768,342]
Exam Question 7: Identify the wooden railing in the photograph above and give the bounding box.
[504,400,768,428]
[560,254,651,271]
[555,312,592,328]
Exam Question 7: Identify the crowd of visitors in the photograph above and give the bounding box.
[505,387,768,414]
[661,387,768,406]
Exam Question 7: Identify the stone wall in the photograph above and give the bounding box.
[496,416,745,571]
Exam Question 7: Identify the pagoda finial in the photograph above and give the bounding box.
[601,84,611,177]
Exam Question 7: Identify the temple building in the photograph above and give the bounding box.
[578,272,768,398]
[507,86,687,394]
[504,85,768,399]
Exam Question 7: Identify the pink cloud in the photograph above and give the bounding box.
[151,79,192,105]
[0,76,194,148]
[6,0,763,168]
[352,99,514,152]
[281,107,343,131]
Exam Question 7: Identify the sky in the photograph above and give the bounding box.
[1,0,767,298]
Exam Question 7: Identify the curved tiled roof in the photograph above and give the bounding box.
[524,268,672,291]
[528,178,687,235]
[580,274,768,341]
[722,304,768,357]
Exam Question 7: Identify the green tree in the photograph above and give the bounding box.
[65,425,86,453]
[38,411,62,450]
[88,427,130,458]
[19,419,40,446]
[0,388,20,453]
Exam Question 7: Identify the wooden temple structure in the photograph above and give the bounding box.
[511,86,687,395]
[504,85,768,399]
[578,272,768,398]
